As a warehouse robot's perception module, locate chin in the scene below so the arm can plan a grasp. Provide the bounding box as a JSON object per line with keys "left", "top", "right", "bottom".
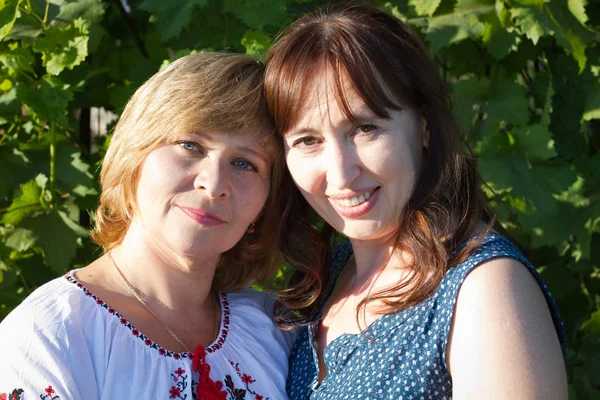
{"left": 164, "top": 233, "right": 234, "bottom": 258}
{"left": 340, "top": 222, "right": 396, "bottom": 242}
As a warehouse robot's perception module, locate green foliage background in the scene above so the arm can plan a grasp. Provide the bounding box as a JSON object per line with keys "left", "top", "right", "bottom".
{"left": 0, "top": 0, "right": 599, "bottom": 397}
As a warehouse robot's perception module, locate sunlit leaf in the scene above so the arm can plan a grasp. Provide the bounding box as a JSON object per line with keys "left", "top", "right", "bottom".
{"left": 0, "top": 178, "right": 44, "bottom": 225}
{"left": 32, "top": 18, "right": 89, "bottom": 76}
{"left": 241, "top": 30, "right": 270, "bottom": 61}
{"left": 0, "top": 0, "right": 21, "bottom": 41}
{"left": 409, "top": 0, "right": 441, "bottom": 17}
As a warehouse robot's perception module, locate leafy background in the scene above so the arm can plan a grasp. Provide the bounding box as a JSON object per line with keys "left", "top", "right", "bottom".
{"left": 0, "top": 0, "right": 598, "bottom": 397}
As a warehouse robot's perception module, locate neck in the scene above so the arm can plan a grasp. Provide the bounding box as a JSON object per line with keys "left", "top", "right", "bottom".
{"left": 347, "top": 232, "right": 407, "bottom": 291}
{"left": 111, "top": 220, "right": 220, "bottom": 313}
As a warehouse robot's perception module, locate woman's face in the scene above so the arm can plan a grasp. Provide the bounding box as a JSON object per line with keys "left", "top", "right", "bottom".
{"left": 134, "top": 131, "right": 271, "bottom": 257}
{"left": 283, "top": 71, "right": 429, "bottom": 243}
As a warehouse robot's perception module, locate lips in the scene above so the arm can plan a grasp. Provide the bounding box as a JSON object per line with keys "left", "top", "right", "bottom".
{"left": 177, "top": 206, "right": 225, "bottom": 227}
{"left": 328, "top": 187, "right": 380, "bottom": 218}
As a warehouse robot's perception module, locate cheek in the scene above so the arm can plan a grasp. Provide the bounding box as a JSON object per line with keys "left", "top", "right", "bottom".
{"left": 236, "top": 177, "right": 270, "bottom": 220}
{"left": 285, "top": 153, "right": 322, "bottom": 195}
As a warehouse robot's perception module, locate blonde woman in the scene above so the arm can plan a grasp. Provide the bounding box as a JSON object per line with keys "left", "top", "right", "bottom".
{"left": 0, "top": 53, "right": 293, "bottom": 399}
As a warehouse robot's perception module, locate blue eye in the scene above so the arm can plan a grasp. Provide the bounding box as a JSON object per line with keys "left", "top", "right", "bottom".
{"left": 178, "top": 141, "right": 201, "bottom": 152}
{"left": 233, "top": 159, "right": 257, "bottom": 172}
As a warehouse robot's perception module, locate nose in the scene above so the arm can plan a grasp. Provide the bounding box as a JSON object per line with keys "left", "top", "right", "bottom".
{"left": 324, "top": 139, "right": 360, "bottom": 189}
{"left": 193, "top": 158, "right": 230, "bottom": 199}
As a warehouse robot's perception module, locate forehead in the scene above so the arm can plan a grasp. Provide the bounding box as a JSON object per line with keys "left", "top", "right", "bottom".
{"left": 287, "top": 67, "right": 378, "bottom": 133}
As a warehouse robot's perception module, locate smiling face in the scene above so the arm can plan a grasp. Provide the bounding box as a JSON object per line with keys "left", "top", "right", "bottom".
{"left": 134, "top": 131, "right": 271, "bottom": 258}
{"left": 283, "top": 70, "right": 429, "bottom": 244}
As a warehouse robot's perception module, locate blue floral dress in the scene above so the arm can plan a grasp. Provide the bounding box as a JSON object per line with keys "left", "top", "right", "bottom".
{"left": 287, "top": 233, "right": 565, "bottom": 400}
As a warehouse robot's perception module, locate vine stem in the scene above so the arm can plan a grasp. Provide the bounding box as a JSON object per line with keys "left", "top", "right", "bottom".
{"left": 17, "top": 269, "right": 31, "bottom": 293}
{"left": 49, "top": 122, "right": 56, "bottom": 206}
{"left": 43, "top": 0, "right": 50, "bottom": 27}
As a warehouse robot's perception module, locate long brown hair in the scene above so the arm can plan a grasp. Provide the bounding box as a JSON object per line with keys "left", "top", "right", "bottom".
{"left": 265, "top": 3, "right": 493, "bottom": 325}
{"left": 92, "top": 52, "right": 286, "bottom": 291}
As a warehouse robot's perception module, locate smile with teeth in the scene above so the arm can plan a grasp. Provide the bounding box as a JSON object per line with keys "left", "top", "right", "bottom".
{"left": 331, "top": 189, "right": 376, "bottom": 208}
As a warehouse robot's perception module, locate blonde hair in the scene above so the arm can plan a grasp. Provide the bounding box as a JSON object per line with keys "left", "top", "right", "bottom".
{"left": 92, "top": 52, "right": 285, "bottom": 290}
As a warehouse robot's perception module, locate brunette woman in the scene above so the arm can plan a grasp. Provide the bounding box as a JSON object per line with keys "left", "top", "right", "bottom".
{"left": 265, "top": 4, "right": 567, "bottom": 399}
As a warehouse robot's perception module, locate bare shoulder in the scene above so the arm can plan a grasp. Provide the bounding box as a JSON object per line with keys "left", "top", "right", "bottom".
{"left": 447, "top": 257, "right": 567, "bottom": 399}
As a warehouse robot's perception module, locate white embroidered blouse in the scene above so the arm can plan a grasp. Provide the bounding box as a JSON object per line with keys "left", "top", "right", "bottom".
{"left": 0, "top": 272, "right": 295, "bottom": 400}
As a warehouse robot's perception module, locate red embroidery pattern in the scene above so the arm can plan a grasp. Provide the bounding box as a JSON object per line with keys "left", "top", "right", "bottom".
{"left": 0, "top": 386, "right": 60, "bottom": 400}
{"left": 226, "top": 361, "right": 269, "bottom": 400}
{"left": 64, "top": 274, "right": 231, "bottom": 358}
{"left": 40, "top": 385, "right": 60, "bottom": 399}
{"left": 0, "top": 389, "right": 23, "bottom": 400}
{"left": 168, "top": 367, "right": 189, "bottom": 399}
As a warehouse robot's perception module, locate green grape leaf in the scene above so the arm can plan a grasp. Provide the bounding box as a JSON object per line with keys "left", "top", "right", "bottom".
{"left": 1, "top": 177, "right": 45, "bottom": 225}
{"left": 518, "top": 197, "right": 588, "bottom": 251}
{"left": 496, "top": 0, "right": 512, "bottom": 27}
{"left": 423, "top": 12, "right": 485, "bottom": 53}
{"left": 223, "top": 0, "right": 288, "bottom": 30}
{"left": 455, "top": 0, "right": 494, "bottom": 14}
{"left": 549, "top": 53, "right": 587, "bottom": 158}
{"left": 0, "top": 45, "right": 34, "bottom": 73}
{"left": 5, "top": 227, "right": 37, "bottom": 251}
{"left": 482, "top": 78, "right": 529, "bottom": 137}
{"left": 0, "top": 0, "right": 21, "bottom": 41}
{"left": 16, "top": 77, "right": 74, "bottom": 127}
{"left": 17, "top": 252, "right": 57, "bottom": 287}
{"left": 0, "top": 86, "right": 20, "bottom": 115}
{"left": 138, "top": 0, "right": 207, "bottom": 41}
{"left": 511, "top": 124, "right": 557, "bottom": 162}
{"left": 480, "top": 145, "right": 575, "bottom": 215}
{"left": 0, "top": 147, "right": 35, "bottom": 201}
{"left": 481, "top": 18, "right": 519, "bottom": 60}
{"left": 55, "top": 0, "right": 104, "bottom": 25}
{"left": 4, "top": 12, "right": 42, "bottom": 40}
{"left": 539, "top": 259, "right": 578, "bottom": 300}
{"left": 582, "top": 310, "right": 600, "bottom": 338}
{"left": 19, "top": 210, "right": 85, "bottom": 274}
{"left": 558, "top": 25, "right": 588, "bottom": 73}
{"left": 241, "top": 30, "right": 270, "bottom": 61}
{"left": 54, "top": 144, "right": 95, "bottom": 197}
{"left": 409, "top": 0, "right": 441, "bottom": 16}
{"left": 568, "top": 0, "right": 589, "bottom": 26}
{"left": 452, "top": 77, "right": 490, "bottom": 135}
{"left": 33, "top": 18, "right": 89, "bottom": 76}
{"left": 583, "top": 81, "right": 600, "bottom": 121}
{"left": 510, "top": 5, "right": 554, "bottom": 45}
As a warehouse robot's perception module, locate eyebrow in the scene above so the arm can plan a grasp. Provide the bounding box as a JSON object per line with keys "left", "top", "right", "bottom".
{"left": 236, "top": 145, "right": 271, "bottom": 166}
{"left": 286, "top": 107, "right": 384, "bottom": 137}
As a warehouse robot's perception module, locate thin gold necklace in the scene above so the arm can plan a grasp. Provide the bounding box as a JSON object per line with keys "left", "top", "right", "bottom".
{"left": 108, "top": 251, "right": 217, "bottom": 354}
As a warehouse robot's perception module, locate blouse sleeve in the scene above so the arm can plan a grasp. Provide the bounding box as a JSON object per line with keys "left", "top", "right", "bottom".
{"left": 0, "top": 306, "right": 99, "bottom": 399}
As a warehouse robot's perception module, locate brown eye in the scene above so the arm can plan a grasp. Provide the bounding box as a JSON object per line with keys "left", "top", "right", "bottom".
{"left": 293, "top": 136, "right": 320, "bottom": 148}
{"left": 356, "top": 124, "right": 377, "bottom": 133}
